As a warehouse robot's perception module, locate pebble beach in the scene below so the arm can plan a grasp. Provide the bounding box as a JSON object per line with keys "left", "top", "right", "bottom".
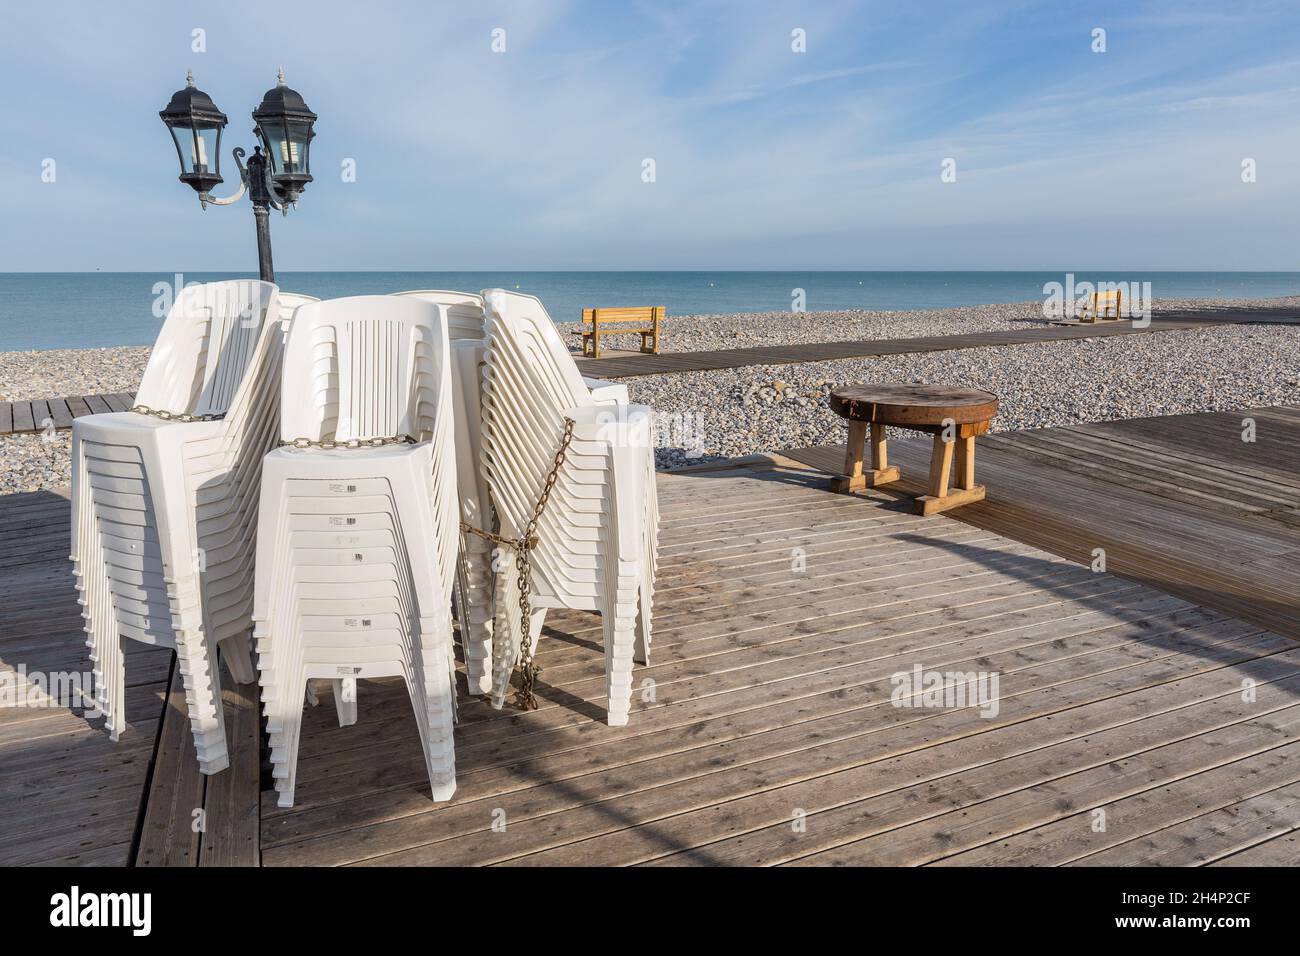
{"left": 3, "top": 297, "right": 1299, "bottom": 491}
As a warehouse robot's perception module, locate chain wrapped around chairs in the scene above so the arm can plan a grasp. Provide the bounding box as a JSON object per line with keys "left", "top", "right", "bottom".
{"left": 459, "top": 416, "right": 575, "bottom": 711}
{"left": 130, "top": 404, "right": 226, "bottom": 423}
{"left": 278, "top": 435, "right": 417, "bottom": 449}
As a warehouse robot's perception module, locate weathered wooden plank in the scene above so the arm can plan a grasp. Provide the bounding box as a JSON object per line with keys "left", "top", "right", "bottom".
{"left": 28, "top": 400, "right": 52, "bottom": 431}
{"left": 46, "top": 398, "right": 74, "bottom": 429}
{"left": 11, "top": 401, "right": 35, "bottom": 433}
{"left": 83, "top": 394, "right": 112, "bottom": 415}
{"left": 1069, "top": 772, "right": 1300, "bottom": 866}
{"left": 134, "top": 660, "right": 205, "bottom": 867}
{"left": 1209, "top": 830, "right": 1300, "bottom": 866}
{"left": 0, "top": 402, "right": 12, "bottom": 434}
{"left": 65, "top": 395, "right": 93, "bottom": 419}
{"left": 199, "top": 677, "right": 261, "bottom": 866}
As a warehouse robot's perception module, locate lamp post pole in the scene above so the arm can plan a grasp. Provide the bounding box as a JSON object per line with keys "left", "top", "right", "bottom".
{"left": 246, "top": 147, "right": 275, "bottom": 282}
{"left": 159, "top": 70, "right": 316, "bottom": 285}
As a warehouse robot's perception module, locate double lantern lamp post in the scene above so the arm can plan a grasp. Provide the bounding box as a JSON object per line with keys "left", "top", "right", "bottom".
{"left": 158, "top": 69, "right": 317, "bottom": 282}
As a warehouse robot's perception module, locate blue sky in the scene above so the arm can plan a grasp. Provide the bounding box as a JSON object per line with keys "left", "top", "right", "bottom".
{"left": 1, "top": 0, "right": 1298, "bottom": 271}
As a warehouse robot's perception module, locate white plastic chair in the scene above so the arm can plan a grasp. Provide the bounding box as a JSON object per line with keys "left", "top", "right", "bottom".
{"left": 253, "top": 295, "right": 461, "bottom": 807}
{"left": 71, "top": 279, "right": 282, "bottom": 773}
{"left": 392, "top": 289, "right": 632, "bottom": 697}
{"left": 393, "top": 290, "right": 495, "bottom": 694}
{"left": 479, "top": 288, "right": 658, "bottom": 725}
{"left": 277, "top": 292, "right": 321, "bottom": 335}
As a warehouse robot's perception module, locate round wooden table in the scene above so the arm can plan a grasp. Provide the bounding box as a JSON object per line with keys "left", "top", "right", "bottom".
{"left": 828, "top": 384, "right": 998, "bottom": 515}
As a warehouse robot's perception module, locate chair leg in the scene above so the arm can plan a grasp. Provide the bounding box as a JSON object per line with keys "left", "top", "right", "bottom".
{"left": 96, "top": 632, "right": 127, "bottom": 741}
{"left": 333, "top": 677, "right": 357, "bottom": 727}
{"left": 173, "top": 628, "right": 229, "bottom": 774}
{"left": 603, "top": 565, "right": 639, "bottom": 727}
{"left": 528, "top": 607, "right": 547, "bottom": 654}
{"left": 269, "top": 675, "right": 305, "bottom": 808}
{"left": 413, "top": 628, "right": 457, "bottom": 802}
{"left": 634, "top": 571, "right": 652, "bottom": 666}
{"left": 488, "top": 565, "right": 522, "bottom": 711}
{"left": 455, "top": 539, "right": 494, "bottom": 695}
{"left": 219, "top": 630, "right": 256, "bottom": 685}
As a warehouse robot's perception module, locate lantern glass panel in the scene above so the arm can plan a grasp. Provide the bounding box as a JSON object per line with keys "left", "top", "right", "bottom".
{"left": 282, "top": 121, "right": 312, "bottom": 174}
{"left": 192, "top": 125, "right": 220, "bottom": 174}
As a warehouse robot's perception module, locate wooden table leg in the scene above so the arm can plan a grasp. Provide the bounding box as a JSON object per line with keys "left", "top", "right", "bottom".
{"left": 870, "top": 423, "right": 887, "bottom": 471}
{"left": 955, "top": 434, "right": 975, "bottom": 490}
{"left": 832, "top": 421, "right": 900, "bottom": 492}
{"left": 916, "top": 428, "right": 987, "bottom": 516}
{"left": 833, "top": 421, "right": 868, "bottom": 491}
{"left": 927, "top": 434, "right": 954, "bottom": 499}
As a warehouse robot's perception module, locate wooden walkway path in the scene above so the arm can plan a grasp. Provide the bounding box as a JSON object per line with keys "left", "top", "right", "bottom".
{"left": 4, "top": 307, "right": 1297, "bottom": 434}
{"left": 0, "top": 392, "right": 134, "bottom": 436}
{"left": 576, "top": 308, "right": 1300, "bottom": 378}
{"left": 4, "top": 433, "right": 1298, "bottom": 865}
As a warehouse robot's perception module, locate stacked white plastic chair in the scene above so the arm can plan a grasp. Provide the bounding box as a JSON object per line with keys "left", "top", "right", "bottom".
{"left": 393, "top": 290, "right": 495, "bottom": 694}
{"left": 479, "top": 288, "right": 659, "bottom": 725}
{"left": 277, "top": 291, "right": 321, "bottom": 334}
{"left": 252, "top": 295, "right": 461, "bottom": 807}
{"left": 393, "top": 289, "right": 636, "bottom": 699}
{"left": 71, "top": 279, "right": 283, "bottom": 773}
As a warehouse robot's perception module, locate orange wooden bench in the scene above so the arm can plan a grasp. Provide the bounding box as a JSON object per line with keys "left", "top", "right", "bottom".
{"left": 577, "top": 306, "right": 664, "bottom": 358}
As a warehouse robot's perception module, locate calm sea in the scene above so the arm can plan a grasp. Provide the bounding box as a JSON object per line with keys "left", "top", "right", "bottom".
{"left": 1, "top": 271, "right": 1296, "bottom": 352}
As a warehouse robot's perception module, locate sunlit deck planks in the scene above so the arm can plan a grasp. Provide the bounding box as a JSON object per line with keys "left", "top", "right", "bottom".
{"left": 0, "top": 487, "right": 170, "bottom": 866}
{"left": 258, "top": 463, "right": 1300, "bottom": 866}
{"left": 3, "top": 427, "right": 1298, "bottom": 865}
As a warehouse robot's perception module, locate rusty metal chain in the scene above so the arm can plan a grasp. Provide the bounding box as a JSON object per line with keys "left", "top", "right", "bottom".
{"left": 130, "top": 404, "right": 226, "bottom": 423}
{"left": 278, "top": 435, "right": 416, "bottom": 449}
{"left": 461, "top": 416, "right": 575, "bottom": 710}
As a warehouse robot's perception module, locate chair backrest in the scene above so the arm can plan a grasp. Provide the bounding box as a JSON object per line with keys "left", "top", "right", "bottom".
{"left": 393, "top": 290, "right": 486, "bottom": 340}
{"left": 482, "top": 288, "right": 592, "bottom": 418}
{"left": 480, "top": 289, "right": 598, "bottom": 538}
{"left": 135, "top": 279, "right": 280, "bottom": 418}
{"left": 280, "top": 295, "right": 451, "bottom": 444}
{"left": 278, "top": 291, "right": 321, "bottom": 324}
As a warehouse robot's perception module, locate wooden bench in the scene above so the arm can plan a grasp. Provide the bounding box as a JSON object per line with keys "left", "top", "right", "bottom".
{"left": 1078, "top": 289, "right": 1123, "bottom": 322}
{"left": 577, "top": 306, "right": 664, "bottom": 358}
{"left": 828, "top": 384, "right": 999, "bottom": 516}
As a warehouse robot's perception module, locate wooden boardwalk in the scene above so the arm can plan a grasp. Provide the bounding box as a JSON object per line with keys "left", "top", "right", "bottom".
{"left": 577, "top": 307, "right": 1300, "bottom": 379}
{"left": 4, "top": 426, "right": 1298, "bottom": 865}
{"left": 0, "top": 393, "right": 134, "bottom": 436}
{"left": 0, "top": 487, "right": 171, "bottom": 865}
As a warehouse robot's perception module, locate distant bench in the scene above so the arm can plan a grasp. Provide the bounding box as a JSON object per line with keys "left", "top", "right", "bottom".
{"left": 577, "top": 306, "right": 664, "bottom": 359}
{"left": 1078, "top": 289, "right": 1123, "bottom": 322}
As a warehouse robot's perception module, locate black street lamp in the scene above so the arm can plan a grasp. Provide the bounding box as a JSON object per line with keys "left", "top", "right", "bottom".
{"left": 160, "top": 69, "right": 317, "bottom": 283}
